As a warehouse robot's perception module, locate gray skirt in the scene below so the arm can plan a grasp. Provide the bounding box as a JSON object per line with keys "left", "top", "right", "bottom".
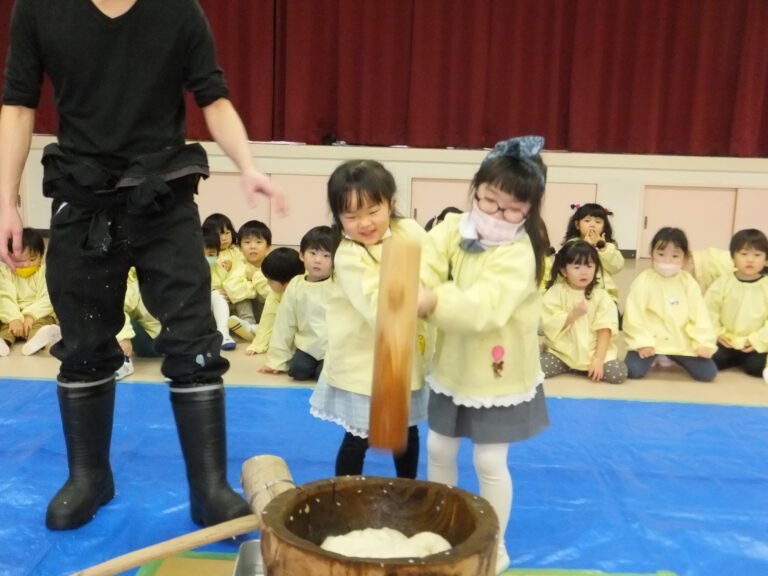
{"left": 428, "top": 385, "right": 549, "bottom": 444}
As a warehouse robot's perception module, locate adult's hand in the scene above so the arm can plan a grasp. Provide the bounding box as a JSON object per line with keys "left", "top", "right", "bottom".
{"left": 241, "top": 167, "right": 288, "bottom": 216}
{"left": 0, "top": 206, "right": 24, "bottom": 269}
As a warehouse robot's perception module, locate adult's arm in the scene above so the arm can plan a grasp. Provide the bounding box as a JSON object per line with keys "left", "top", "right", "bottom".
{"left": 201, "top": 98, "right": 287, "bottom": 215}
{"left": 0, "top": 105, "right": 35, "bottom": 268}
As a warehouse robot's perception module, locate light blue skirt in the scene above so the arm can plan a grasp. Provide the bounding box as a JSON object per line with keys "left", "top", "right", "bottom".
{"left": 309, "top": 376, "right": 429, "bottom": 438}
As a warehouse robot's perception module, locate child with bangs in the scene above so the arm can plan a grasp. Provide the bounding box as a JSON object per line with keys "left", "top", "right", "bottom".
{"left": 309, "top": 159, "right": 429, "bottom": 481}
{"left": 418, "top": 136, "right": 551, "bottom": 574}
{"left": 540, "top": 240, "right": 626, "bottom": 384}
{"left": 202, "top": 213, "right": 241, "bottom": 271}
{"left": 224, "top": 219, "right": 272, "bottom": 340}
{"left": 563, "top": 203, "right": 623, "bottom": 302}
{"left": 705, "top": 229, "right": 768, "bottom": 381}
{"left": 623, "top": 227, "right": 718, "bottom": 381}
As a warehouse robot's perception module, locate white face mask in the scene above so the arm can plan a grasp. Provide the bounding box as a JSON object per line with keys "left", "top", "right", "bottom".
{"left": 653, "top": 262, "right": 682, "bottom": 277}
{"left": 470, "top": 201, "right": 526, "bottom": 245}
{"left": 205, "top": 255, "right": 218, "bottom": 267}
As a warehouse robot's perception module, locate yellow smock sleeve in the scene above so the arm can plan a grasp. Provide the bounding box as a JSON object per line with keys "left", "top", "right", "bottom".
{"left": 248, "top": 290, "right": 282, "bottom": 354}
{"left": 684, "top": 276, "right": 717, "bottom": 352}
{"left": 265, "top": 281, "right": 299, "bottom": 371}
{"left": 598, "top": 242, "right": 624, "bottom": 275}
{"left": 622, "top": 274, "right": 655, "bottom": 350}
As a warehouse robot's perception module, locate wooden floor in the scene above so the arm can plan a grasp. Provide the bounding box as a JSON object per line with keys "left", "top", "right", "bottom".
{"left": 3, "top": 259, "right": 767, "bottom": 407}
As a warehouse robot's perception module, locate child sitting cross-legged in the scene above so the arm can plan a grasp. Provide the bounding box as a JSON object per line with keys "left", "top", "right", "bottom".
{"left": 245, "top": 247, "right": 305, "bottom": 356}
{"left": 259, "top": 226, "right": 335, "bottom": 380}
{"left": 0, "top": 228, "right": 61, "bottom": 356}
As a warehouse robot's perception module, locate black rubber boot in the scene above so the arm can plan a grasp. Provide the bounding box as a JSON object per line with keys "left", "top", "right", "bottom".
{"left": 46, "top": 379, "right": 116, "bottom": 530}
{"left": 171, "top": 386, "right": 250, "bottom": 526}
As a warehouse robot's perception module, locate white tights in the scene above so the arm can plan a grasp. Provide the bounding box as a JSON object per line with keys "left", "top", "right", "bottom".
{"left": 427, "top": 430, "right": 512, "bottom": 571}
{"left": 211, "top": 290, "right": 231, "bottom": 340}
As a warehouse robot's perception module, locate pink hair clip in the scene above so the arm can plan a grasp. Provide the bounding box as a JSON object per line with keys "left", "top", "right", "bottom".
{"left": 570, "top": 203, "right": 581, "bottom": 210}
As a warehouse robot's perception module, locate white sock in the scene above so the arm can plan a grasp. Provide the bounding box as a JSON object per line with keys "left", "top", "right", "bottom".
{"left": 763, "top": 367, "right": 768, "bottom": 384}
{"left": 427, "top": 430, "right": 460, "bottom": 486}
{"left": 22, "top": 325, "right": 62, "bottom": 356}
{"left": 0, "top": 338, "right": 9, "bottom": 357}
{"left": 211, "top": 291, "right": 231, "bottom": 341}
{"left": 473, "top": 443, "right": 513, "bottom": 574}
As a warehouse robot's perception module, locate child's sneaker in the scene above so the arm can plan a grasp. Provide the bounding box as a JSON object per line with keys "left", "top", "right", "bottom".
{"left": 221, "top": 336, "right": 237, "bottom": 351}
{"left": 22, "top": 325, "right": 62, "bottom": 356}
{"left": 0, "top": 338, "right": 9, "bottom": 357}
{"left": 228, "top": 315, "right": 254, "bottom": 340}
{"left": 115, "top": 357, "right": 134, "bottom": 381}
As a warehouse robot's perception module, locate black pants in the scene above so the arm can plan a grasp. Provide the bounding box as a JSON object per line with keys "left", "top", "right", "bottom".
{"left": 288, "top": 349, "right": 323, "bottom": 381}
{"left": 335, "top": 425, "right": 420, "bottom": 479}
{"left": 46, "top": 177, "right": 228, "bottom": 383}
{"left": 712, "top": 345, "right": 767, "bottom": 377}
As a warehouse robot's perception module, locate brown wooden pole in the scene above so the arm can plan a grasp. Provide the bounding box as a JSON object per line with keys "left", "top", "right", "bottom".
{"left": 368, "top": 235, "right": 422, "bottom": 452}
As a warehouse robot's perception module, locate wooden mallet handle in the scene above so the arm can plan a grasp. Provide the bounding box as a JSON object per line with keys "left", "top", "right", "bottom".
{"left": 72, "top": 455, "right": 294, "bottom": 576}
{"left": 369, "top": 234, "right": 422, "bottom": 452}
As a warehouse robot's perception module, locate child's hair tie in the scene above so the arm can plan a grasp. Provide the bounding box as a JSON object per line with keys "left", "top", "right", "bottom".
{"left": 482, "top": 135, "right": 546, "bottom": 186}
{"left": 570, "top": 203, "right": 581, "bottom": 211}
{"left": 604, "top": 207, "right": 614, "bottom": 216}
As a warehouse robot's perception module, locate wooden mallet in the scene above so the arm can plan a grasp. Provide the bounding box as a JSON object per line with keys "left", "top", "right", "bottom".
{"left": 368, "top": 233, "right": 422, "bottom": 452}
{"left": 72, "top": 455, "right": 294, "bottom": 576}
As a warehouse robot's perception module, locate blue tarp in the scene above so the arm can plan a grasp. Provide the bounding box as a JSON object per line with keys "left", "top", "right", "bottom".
{"left": 0, "top": 379, "right": 766, "bottom": 576}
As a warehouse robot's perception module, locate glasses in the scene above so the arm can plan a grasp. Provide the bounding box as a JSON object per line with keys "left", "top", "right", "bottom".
{"left": 474, "top": 192, "right": 528, "bottom": 223}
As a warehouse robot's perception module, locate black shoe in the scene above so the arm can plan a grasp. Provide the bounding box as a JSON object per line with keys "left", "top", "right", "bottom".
{"left": 171, "top": 386, "right": 250, "bottom": 526}
{"left": 46, "top": 379, "right": 116, "bottom": 530}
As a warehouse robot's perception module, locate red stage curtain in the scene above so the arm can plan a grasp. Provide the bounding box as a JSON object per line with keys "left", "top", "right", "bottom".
{"left": 275, "top": 0, "right": 414, "bottom": 145}
{"left": 1, "top": 0, "right": 767, "bottom": 156}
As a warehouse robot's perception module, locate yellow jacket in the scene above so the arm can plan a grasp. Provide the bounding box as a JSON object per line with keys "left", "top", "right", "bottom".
{"left": 224, "top": 259, "right": 269, "bottom": 303}
{"left": 623, "top": 269, "right": 717, "bottom": 355}
{"left": 321, "top": 219, "right": 427, "bottom": 396}
{"left": 218, "top": 246, "right": 243, "bottom": 269}
{"left": 421, "top": 214, "right": 541, "bottom": 397}
{"left": 692, "top": 248, "right": 734, "bottom": 293}
{"left": 266, "top": 275, "right": 334, "bottom": 371}
{"left": 247, "top": 289, "right": 282, "bottom": 354}
{"left": 705, "top": 274, "right": 768, "bottom": 353}
{"left": 598, "top": 242, "right": 623, "bottom": 300}
{"left": 116, "top": 268, "right": 161, "bottom": 342}
{"left": 542, "top": 283, "right": 619, "bottom": 370}
{"left": 0, "top": 264, "right": 54, "bottom": 322}
{"left": 210, "top": 262, "right": 228, "bottom": 292}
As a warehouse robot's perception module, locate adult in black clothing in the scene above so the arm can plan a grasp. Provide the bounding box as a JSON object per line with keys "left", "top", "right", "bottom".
{"left": 0, "top": 0, "right": 286, "bottom": 530}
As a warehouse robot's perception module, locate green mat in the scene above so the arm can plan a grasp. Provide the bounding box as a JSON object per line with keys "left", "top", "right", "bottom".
{"left": 136, "top": 551, "right": 677, "bottom": 576}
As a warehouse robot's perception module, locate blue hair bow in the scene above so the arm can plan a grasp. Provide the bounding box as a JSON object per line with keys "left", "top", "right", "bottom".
{"left": 482, "top": 135, "right": 546, "bottom": 186}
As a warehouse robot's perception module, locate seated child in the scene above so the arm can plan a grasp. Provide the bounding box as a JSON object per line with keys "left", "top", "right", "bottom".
{"left": 203, "top": 226, "right": 236, "bottom": 350}
{"left": 224, "top": 220, "right": 272, "bottom": 339}
{"left": 202, "top": 213, "right": 242, "bottom": 272}
{"left": 684, "top": 247, "right": 736, "bottom": 293}
{"left": 705, "top": 229, "right": 768, "bottom": 378}
{"left": 563, "top": 203, "right": 623, "bottom": 302}
{"left": 260, "top": 226, "right": 335, "bottom": 380}
{"left": 623, "top": 227, "right": 718, "bottom": 382}
{"left": 0, "top": 228, "right": 60, "bottom": 356}
{"left": 540, "top": 240, "right": 627, "bottom": 384}
{"left": 245, "top": 248, "right": 305, "bottom": 356}
{"left": 115, "top": 267, "right": 162, "bottom": 380}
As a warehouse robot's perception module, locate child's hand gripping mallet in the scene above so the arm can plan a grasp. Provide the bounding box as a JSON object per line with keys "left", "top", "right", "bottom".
{"left": 72, "top": 455, "right": 294, "bottom": 576}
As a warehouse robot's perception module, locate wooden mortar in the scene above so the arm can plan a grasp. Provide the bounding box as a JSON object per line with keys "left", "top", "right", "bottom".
{"left": 259, "top": 476, "right": 498, "bottom": 575}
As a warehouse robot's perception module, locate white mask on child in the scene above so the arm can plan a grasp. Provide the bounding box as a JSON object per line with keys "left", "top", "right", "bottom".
{"left": 205, "top": 255, "right": 218, "bottom": 267}
{"left": 469, "top": 200, "right": 526, "bottom": 245}
{"left": 653, "top": 262, "right": 682, "bottom": 277}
